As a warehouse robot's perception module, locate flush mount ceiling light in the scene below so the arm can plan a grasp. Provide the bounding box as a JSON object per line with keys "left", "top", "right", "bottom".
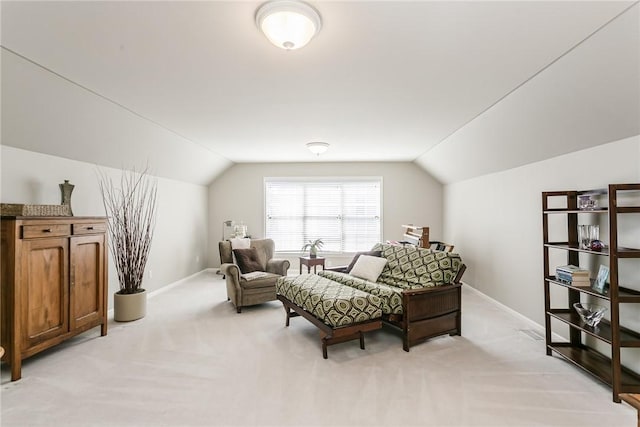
{"left": 306, "top": 142, "right": 329, "bottom": 155}
{"left": 256, "top": 1, "right": 322, "bottom": 50}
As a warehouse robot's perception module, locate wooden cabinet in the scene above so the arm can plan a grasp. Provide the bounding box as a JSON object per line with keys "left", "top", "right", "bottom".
{"left": 1, "top": 216, "right": 108, "bottom": 381}
{"left": 542, "top": 184, "right": 640, "bottom": 402}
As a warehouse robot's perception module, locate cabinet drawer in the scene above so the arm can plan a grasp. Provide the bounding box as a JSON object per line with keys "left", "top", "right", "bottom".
{"left": 22, "top": 224, "right": 70, "bottom": 239}
{"left": 73, "top": 223, "right": 107, "bottom": 235}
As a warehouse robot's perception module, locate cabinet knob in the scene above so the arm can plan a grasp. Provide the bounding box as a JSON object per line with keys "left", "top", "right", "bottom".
{"left": 43, "top": 229, "right": 52, "bottom": 233}
{"left": 87, "top": 227, "right": 94, "bottom": 230}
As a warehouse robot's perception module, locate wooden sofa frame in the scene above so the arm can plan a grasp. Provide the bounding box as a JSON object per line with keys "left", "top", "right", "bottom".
{"left": 321, "top": 264, "right": 467, "bottom": 351}
{"left": 391, "top": 264, "right": 466, "bottom": 351}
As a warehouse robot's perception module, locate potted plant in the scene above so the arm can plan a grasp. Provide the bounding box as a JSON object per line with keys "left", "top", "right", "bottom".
{"left": 98, "top": 166, "right": 157, "bottom": 322}
{"left": 302, "top": 238, "right": 324, "bottom": 258}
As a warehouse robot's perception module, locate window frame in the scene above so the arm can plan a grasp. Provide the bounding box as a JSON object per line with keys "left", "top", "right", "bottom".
{"left": 263, "top": 176, "right": 384, "bottom": 255}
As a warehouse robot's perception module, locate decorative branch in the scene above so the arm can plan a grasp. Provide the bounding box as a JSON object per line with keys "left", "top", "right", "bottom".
{"left": 98, "top": 166, "right": 157, "bottom": 294}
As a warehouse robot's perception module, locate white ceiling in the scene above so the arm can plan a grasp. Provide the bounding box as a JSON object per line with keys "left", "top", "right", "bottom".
{"left": 2, "top": 1, "right": 639, "bottom": 185}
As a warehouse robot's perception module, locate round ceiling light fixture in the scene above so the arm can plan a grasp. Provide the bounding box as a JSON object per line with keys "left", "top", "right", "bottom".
{"left": 256, "top": 1, "right": 322, "bottom": 50}
{"left": 306, "top": 141, "right": 330, "bottom": 155}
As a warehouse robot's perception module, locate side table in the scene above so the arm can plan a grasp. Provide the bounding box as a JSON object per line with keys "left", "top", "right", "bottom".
{"left": 300, "top": 256, "right": 325, "bottom": 274}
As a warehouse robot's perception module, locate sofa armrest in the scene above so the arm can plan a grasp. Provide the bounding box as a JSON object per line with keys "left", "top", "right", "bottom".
{"left": 402, "top": 282, "right": 462, "bottom": 297}
{"left": 324, "top": 265, "right": 348, "bottom": 273}
{"left": 266, "top": 258, "right": 290, "bottom": 276}
{"left": 453, "top": 264, "right": 466, "bottom": 284}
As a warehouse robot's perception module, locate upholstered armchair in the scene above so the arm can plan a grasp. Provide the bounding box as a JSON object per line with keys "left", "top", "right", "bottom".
{"left": 219, "top": 238, "right": 290, "bottom": 313}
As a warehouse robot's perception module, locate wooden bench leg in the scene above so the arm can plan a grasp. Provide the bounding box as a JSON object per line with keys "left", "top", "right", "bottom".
{"left": 282, "top": 303, "right": 299, "bottom": 327}
{"left": 277, "top": 295, "right": 381, "bottom": 359}
{"left": 284, "top": 304, "right": 291, "bottom": 327}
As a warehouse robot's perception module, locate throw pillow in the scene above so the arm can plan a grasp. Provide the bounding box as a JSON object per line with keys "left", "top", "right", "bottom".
{"left": 346, "top": 250, "right": 383, "bottom": 273}
{"left": 233, "top": 248, "right": 263, "bottom": 274}
{"left": 229, "top": 238, "right": 251, "bottom": 263}
{"left": 230, "top": 237, "right": 251, "bottom": 250}
{"left": 349, "top": 254, "right": 388, "bottom": 282}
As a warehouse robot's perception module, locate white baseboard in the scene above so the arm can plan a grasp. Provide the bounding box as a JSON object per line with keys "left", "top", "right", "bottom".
{"left": 107, "top": 269, "right": 215, "bottom": 319}
{"left": 463, "top": 282, "right": 566, "bottom": 342}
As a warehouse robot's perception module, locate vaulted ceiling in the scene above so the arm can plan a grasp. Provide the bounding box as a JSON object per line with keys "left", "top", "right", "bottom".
{"left": 2, "top": 1, "right": 639, "bottom": 185}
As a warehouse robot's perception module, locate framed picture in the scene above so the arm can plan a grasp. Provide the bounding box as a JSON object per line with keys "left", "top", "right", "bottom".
{"left": 592, "top": 265, "right": 609, "bottom": 294}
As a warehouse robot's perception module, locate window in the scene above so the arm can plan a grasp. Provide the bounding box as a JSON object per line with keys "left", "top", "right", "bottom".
{"left": 265, "top": 177, "right": 382, "bottom": 253}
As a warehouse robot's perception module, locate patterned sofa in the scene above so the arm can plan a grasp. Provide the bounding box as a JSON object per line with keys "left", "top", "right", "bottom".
{"left": 277, "top": 243, "right": 466, "bottom": 352}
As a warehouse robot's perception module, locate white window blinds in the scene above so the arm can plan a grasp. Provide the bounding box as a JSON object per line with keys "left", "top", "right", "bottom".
{"left": 265, "top": 178, "right": 382, "bottom": 252}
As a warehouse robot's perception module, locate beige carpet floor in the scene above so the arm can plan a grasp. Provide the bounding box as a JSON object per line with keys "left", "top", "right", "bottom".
{"left": 1, "top": 270, "right": 635, "bottom": 426}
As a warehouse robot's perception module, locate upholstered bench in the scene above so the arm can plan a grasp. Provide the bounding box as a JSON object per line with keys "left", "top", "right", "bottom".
{"left": 276, "top": 274, "right": 383, "bottom": 358}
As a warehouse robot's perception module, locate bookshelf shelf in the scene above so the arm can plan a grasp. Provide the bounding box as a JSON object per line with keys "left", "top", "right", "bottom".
{"left": 548, "top": 344, "right": 640, "bottom": 391}
{"left": 542, "top": 184, "right": 640, "bottom": 403}
{"left": 544, "top": 208, "right": 608, "bottom": 214}
{"left": 548, "top": 309, "right": 640, "bottom": 346}
{"left": 544, "top": 277, "right": 640, "bottom": 302}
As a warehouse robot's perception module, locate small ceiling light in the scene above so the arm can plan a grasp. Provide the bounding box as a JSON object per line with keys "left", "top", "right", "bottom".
{"left": 306, "top": 142, "right": 329, "bottom": 155}
{"left": 256, "top": 1, "right": 322, "bottom": 50}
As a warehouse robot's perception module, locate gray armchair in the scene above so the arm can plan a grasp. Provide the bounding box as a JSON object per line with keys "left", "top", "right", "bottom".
{"left": 219, "top": 238, "right": 290, "bottom": 313}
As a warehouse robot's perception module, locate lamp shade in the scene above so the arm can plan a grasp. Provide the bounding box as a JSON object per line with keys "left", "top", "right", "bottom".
{"left": 256, "top": 1, "right": 322, "bottom": 50}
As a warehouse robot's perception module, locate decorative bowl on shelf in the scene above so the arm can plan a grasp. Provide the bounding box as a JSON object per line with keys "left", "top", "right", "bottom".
{"left": 573, "top": 302, "right": 607, "bottom": 327}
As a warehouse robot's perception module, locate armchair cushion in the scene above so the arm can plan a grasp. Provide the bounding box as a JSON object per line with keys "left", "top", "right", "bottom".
{"left": 240, "top": 272, "right": 281, "bottom": 289}
{"left": 233, "top": 248, "right": 264, "bottom": 273}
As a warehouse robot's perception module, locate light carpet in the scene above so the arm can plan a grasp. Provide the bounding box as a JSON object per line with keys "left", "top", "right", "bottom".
{"left": 1, "top": 270, "right": 635, "bottom": 426}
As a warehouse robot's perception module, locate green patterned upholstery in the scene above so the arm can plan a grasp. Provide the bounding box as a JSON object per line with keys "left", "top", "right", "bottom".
{"left": 317, "top": 244, "right": 463, "bottom": 315}
{"left": 277, "top": 244, "right": 462, "bottom": 320}
{"left": 371, "top": 243, "right": 463, "bottom": 289}
{"left": 318, "top": 270, "right": 403, "bottom": 315}
{"left": 276, "top": 274, "right": 383, "bottom": 327}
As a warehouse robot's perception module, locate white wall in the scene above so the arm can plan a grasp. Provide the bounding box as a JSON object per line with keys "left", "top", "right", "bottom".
{"left": 443, "top": 135, "right": 640, "bottom": 366}
{"left": 1, "top": 146, "right": 209, "bottom": 308}
{"left": 208, "top": 162, "right": 442, "bottom": 268}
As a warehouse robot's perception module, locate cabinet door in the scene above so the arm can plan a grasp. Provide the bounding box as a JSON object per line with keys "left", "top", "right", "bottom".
{"left": 20, "top": 237, "right": 69, "bottom": 350}
{"left": 70, "top": 235, "right": 105, "bottom": 330}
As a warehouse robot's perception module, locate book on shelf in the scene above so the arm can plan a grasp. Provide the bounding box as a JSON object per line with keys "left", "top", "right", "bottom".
{"left": 556, "top": 265, "right": 589, "bottom": 277}
{"left": 555, "top": 271, "right": 590, "bottom": 280}
{"left": 555, "top": 275, "right": 590, "bottom": 285}
{"left": 555, "top": 265, "right": 590, "bottom": 285}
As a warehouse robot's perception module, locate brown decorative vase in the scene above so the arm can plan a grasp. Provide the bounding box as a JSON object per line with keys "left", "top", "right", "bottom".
{"left": 114, "top": 290, "right": 147, "bottom": 322}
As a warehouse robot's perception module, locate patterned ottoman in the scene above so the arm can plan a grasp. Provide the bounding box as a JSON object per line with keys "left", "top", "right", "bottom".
{"left": 276, "top": 274, "right": 383, "bottom": 358}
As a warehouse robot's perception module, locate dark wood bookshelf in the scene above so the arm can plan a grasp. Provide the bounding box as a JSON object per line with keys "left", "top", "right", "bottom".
{"left": 542, "top": 184, "right": 640, "bottom": 403}
{"left": 548, "top": 344, "right": 640, "bottom": 391}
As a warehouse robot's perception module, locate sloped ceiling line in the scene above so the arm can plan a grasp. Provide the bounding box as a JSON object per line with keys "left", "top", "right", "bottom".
{"left": 1, "top": 45, "right": 230, "bottom": 164}
{"left": 415, "top": 0, "right": 640, "bottom": 162}
{"left": 416, "top": 1, "right": 640, "bottom": 184}
{"left": 2, "top": 47, "right": 233, "bottom": 185}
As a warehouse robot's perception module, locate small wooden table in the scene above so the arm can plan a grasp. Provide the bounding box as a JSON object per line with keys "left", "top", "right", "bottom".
{"left": 299, "top": 256, "right": 325, "bottom": 274}
{"left": 620, "top": 394, "right": 640, "bottom": 427}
